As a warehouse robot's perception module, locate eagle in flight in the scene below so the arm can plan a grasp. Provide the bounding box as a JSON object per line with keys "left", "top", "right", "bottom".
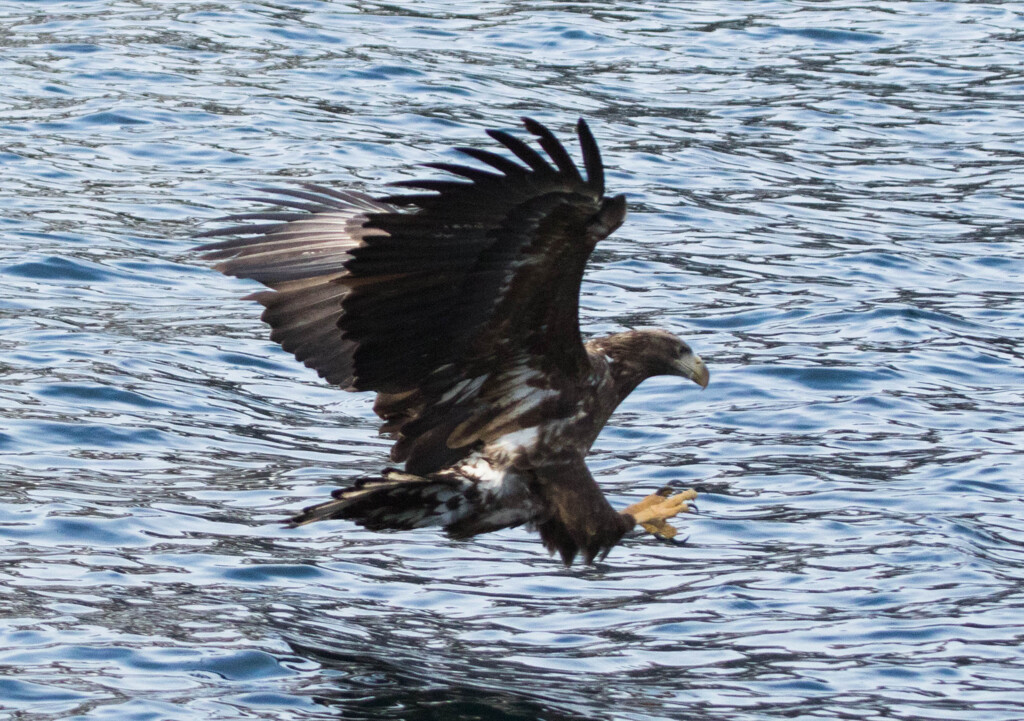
{"left": 197, "top": 118, "right": 709, "bottom": 565}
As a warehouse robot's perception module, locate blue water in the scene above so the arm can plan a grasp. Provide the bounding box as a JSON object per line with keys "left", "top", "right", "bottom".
{"left": 2, "top": 1, "right": 1023, "bottom": 719}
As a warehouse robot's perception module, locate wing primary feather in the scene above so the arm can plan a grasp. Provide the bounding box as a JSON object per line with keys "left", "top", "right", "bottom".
{"left": 576, "top": 117, "right": 604, "bottom": 194}
{"left": 195, "top": 222, "right": 295, "bottom": 243}
{"left": 485, "top": 128, "right": 554, "bottom": 175}
{"left": 236, "top": 197, "right": 327, "bottom": 213}
{"left": 250, "top": 187, "right": 349, "bottom": 206}
{"left": 454, "top": 147, "right": 526, "bottom": 176}
{"left": 376, "top": 192, "right": 448, "bottom": 207}
{"left": 298, "top": 184, "right": 391, "bottom": 210}
{"left": 422, "top": 162, "right": 503, "bottom": 184}
{"left": 215, "top": 211, "right": 309, "bottom": 223}
{"left": 521, "top": 117, "right": 583, "bottom": 183}
{"left": 389, "top": 179, "right": 473, "bottom": 193}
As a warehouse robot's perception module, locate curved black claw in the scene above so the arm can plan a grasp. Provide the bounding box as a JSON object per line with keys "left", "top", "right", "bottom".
{"left": 658, "top": 533, "right": 690, "bottom": 547}
{"left": 655, "top": 485, "right": 700, "bottom": 514}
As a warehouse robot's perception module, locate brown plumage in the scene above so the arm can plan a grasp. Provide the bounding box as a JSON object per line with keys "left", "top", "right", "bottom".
{"left": 197, "top": 118, "right": 709, "bottom": 565}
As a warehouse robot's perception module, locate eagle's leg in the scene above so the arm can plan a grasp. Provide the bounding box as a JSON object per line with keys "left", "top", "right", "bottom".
{"left": 623, "top": 487, "right": 698, "bottom": 540}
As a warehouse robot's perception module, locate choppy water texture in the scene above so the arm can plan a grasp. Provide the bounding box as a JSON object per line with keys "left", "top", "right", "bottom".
{"left": 2, "top": 1, "right": 1023, "bottom": 719}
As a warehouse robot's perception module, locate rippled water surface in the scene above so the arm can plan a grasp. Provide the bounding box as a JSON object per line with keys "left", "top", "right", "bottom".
{"left": 3, "top": 1, "right": 1023, "bottom": 719}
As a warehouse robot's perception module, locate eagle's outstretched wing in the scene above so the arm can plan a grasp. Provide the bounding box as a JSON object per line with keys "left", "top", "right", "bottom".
{"left": 197, "top": 118, "right": 625, "bottom": 474}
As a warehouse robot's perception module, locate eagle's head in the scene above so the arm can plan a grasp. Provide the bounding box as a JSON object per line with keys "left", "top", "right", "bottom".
{"left": 593, "top": 329, "right": 709, "bottom": 392}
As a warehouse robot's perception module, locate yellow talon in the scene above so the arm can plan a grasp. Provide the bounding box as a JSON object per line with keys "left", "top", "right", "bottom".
{"left": 623, "top": 488, "right": 697, "bottom": 539}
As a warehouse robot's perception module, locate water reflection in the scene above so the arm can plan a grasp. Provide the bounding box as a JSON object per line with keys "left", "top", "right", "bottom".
{"left": 2, "top": 0, "right": 1023, "bottom": 719}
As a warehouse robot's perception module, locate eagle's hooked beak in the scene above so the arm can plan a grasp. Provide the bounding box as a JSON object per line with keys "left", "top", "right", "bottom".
{"left": 675, "top": 352, "right": 709, "bottom": 389}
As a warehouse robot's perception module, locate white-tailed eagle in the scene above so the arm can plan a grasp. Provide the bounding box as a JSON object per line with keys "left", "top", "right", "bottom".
{"left": 197, "top": 118, "right": 709, "bottom": 565}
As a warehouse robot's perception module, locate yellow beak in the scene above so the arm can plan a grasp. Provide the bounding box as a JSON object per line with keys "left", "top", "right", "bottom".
{"left": 675, "top": 353, "right": 709, "bottom": 389}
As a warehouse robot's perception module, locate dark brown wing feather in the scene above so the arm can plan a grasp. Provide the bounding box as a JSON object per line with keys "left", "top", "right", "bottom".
{"left": 196, "top": 185, "right": 391, "bottom": 388}
{"left": 197, "top": 119, "right": 624, "bottom": 474}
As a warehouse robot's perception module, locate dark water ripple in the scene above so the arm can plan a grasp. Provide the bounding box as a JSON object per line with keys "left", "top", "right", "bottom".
{"left": 2, "top": 1, "right": 1023, "bottom": 719}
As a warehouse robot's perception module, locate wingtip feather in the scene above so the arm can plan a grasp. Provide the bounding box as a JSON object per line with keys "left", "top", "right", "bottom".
{"left": 520, "top": 117, "right": 584, "bottom": 183}
{"left": 575, "top": 117, "right": 604, "bottom": 195}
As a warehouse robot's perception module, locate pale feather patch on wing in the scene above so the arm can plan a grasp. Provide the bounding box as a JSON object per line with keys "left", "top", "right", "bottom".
{"left": 438, "top": 375, "right": 486, "bottom": 404}
{"left": 446, "top": 364, "right": 559, "bottom": 448}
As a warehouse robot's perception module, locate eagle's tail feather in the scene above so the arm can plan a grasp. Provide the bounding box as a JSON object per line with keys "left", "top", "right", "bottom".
{"left": 287, "top": 470, "right": 470, "bottom": 531}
